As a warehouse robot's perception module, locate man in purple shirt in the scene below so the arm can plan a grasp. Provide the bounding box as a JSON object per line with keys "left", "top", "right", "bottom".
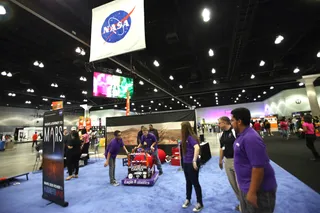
{"left": 231, "top": 108, "right": 277, "bottom": 213}
{"left": 104, "top": 130, "right": 129, "bottom": 186}
{"left": 133, "top": 127, "right": 163, "bottom": 175}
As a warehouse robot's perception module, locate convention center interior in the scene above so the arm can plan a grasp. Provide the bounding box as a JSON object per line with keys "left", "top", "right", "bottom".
{"left": 1, "top": 0, "right": 320, "bottom": 212}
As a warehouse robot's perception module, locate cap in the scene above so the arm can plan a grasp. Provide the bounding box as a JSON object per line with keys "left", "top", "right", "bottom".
{"left": 71, "top": 127, "right": 77, "bottom": 131}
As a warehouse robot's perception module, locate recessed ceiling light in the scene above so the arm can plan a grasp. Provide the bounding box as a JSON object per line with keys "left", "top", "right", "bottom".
{"left": 299, "top": 82, "right": 304, "bottom": 86}
{"left": 263, "top": 91, "right": 267, "bottom": 94}
{"left": 159, "top": 103, "right": 161, "bottom": 106}
{"left": 317, "top": 51, "right": 320, "bottom": 58}
{"left": 215, "top": 97, "right": 218, "bottom": 100}
{"left": 83, "top": 99, "right": 87, "bottom": 102}
{"left": 211, "top": 68, "right": 216, "bottom": 74}
{"left": 154, "top": 88, "right": 158, "bottom": 92}
{"left": 141, "top": 110, "right": 144, "bottom": 112}
{"left": 213, "top": 80, "right": 217, "bottom": 84}
{"left": 153, "top": 60, "right": 160, "bottom": 67}
{"left": 155, "top": 108, "right": 158, "bottom": 111}
{"left": 259, "top": 60, "right": 265, "bottom": 67}
{"left": 250, "top": 74, "right": 255, "bottom": 79}
{"left": 169, "top": 75, "right": 174, "bottom": 80}
{"left": 133, "top": 108, "right": 136, "bottom": 111}
{"left": 75, "top": 47, "right": 81, "bottom": 53}
{"left": 254, "top": 98, "right": 256, "bottom": 101}
{"left": 234, "top": 101, "right": 237, "bottom": 103}
{"left": 80, "top": 50, "right": 86, "bottom": 56}
{"left": 182, "top": 103, "right": 184, "bottom": 106}
{"left": 141, "top": 105, "right": 144, "bottom": 108}
{"left": 132, "top": 103, "right": 135, "bottom": 106}
{"left": 257, "top": 95, "right": 261, "bottom": 98}
{"left": 114, "top": 104, "right": 118, "bottom": 107}
{"left": 238, "top": 94, "right": 241, "bottom": 97}
{"left": 165, "top": 105, "right": 167, "bottom": 108}
{"left": 60, "top": 95, "right": 65, "bottom": 98}
{"left": 215, "top": 93, "right": 218, "bottom": 96}
{"left": 242, "top": 89, "right": 245, "bottom": 93}
{"left": 236, "top": 98, "right": 239, "bottom": 100}
{"left": 1, "top": 71, "right": 6, "bottom": 76}
{"left": 171, "top": 98, "right": 174, "bottom": 101}
{"left": 208, "top": 48, "right": 214, "bottom": 57}
{"left": 199, "top": 104, "right": 201, "bottom": 107}
{"left": 194, "top": 99, "right": 196, "bottom": 102}
{"left": 190, "top": 96, "right": 193, "bottom": 99}
{"left": 100, "top": 106, "right": 103, "bottom": 109}
{"left": 202, "top": 8, "right": 211, "bottom": 22}
{"left": 179, "top": 85, "right": 183, "bottom": 89}
{"left": 170, "top": 107, "right": 172, "bottom": 109}
{"left": 33, "top": 61, "right": 39, "bottom": 66}
{"left": 293, "top": 67, "right": 300, "bottom": 73}
{"left": 39, "top": 63, "right": 44, "bottom": 68}
{"left": 149, "top": 107, "right": 151, "bottom": 109}
{"left": 7, "top": 72, "right": 12, "bottom": 77}
{"left": 177, "top": 101, "right": 180, "bottom": 104}
{"left": 270, "top": 86, "right": 274, "bottom": 90}
{"left": 139, "top": 80, "right": 144, "bottom": 85}
{"left": 67, "top": 102, "right": 71, "bottom": 105}
{"left": 42, "top": 98, "right": 48, "bottom": 101}
{"left": 0, "top": 5, "right": 6, "bottom": 15}
{"left": 116, "top": 68, "right": 122, "bottom": 74}
{"left": 275, "top": 35, "right": 284, "bottom": 44}
{"left": 150, "top": 100, "right": 154, "bottom": 103}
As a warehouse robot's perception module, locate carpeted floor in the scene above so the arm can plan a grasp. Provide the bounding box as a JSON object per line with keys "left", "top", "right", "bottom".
{"left": 0, "top": 156, "right": 320, "bottom": 213}
{"left": 263, "top": 133, "right": 320, "bottom": 193}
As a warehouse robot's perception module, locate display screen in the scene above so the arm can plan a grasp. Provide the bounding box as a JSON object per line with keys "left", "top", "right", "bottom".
{"left": 93, "top": 72, "right": 134, "bottom": 99}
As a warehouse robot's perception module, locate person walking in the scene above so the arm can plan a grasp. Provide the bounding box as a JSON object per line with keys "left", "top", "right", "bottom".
{"left": 66, "top": 130, "right": 82, "bottom": 180}
{"left": 231, "top": 108, "right": 277, "bottom": 213}
{"left": 104, "top": 130, "right": 129, "bottom": 186}
{"left": 180, "top": 121, "right": 203, "bottom": 212}
{"left": 299, "top": 114, "right": 320, "bottom": 161}
{"left": 218, "top": 116, "right": 240, "bottom": 211}
{"left": 264, "top": 120, "right": 273, "bottom": 136}
{"left": 32, "top": 132, "right": 38, "bottom": 147}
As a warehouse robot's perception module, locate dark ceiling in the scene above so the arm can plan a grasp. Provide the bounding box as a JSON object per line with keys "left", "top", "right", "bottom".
{"left": 0, "top": 0, "right": 320, "bottom": 113}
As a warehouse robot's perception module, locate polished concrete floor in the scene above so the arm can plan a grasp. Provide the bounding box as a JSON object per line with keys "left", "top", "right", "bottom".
{"left": 0, "top": 132, "right": 220, "bottom": 178}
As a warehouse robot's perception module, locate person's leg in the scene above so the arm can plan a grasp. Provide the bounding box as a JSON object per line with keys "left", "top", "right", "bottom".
{"left": 112, "top": 157, "right": 116, "bottom": 182}
{"left": 224, "top": 158, "right": 240, "bottom": 201}
{"left": 74, "top": 154, "right": 79, "bottom": 176}
{"left": 239, "top": 190, "right": 276, "bottom": 213}
{"left": 188, "top": 164, "right": 203, "bottom": 207}
{"left": 182, "top": 163, "right": 192, "bottom": 205}
{"left": 66, "top": 154, "right": 73, "bottom": 180}
{"left": 306, "top": 135, "right": 320, "bottom": 159}
{"left": 153, "top": 150, "right": 163, "bottom": 173}
{"left": 109, "top": 157, "right": 115, "bottom": 184}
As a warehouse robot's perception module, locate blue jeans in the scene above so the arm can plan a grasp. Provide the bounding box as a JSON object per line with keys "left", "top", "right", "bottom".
{"left": 152, "top": 150, "right": 163, "bottom": 173}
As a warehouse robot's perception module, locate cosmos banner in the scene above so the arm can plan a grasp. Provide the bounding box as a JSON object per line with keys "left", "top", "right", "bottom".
{"left": 90, "top": 0, "right": 146, "bottom": 62}
{"left": 42, "top": 110, "right": 68, "bottom": 207}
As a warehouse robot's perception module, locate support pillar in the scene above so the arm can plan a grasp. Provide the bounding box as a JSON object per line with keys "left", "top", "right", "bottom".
{"left": 298, "top": 74, "right": 320, "bottom": 116}
{"left": 80, "top": 104, "right": 92, "bottom": 118}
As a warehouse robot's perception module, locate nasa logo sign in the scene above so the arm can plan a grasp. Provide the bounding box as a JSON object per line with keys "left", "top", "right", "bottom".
{"left": 101, "top": 7, "right": 135, "bottom": 43}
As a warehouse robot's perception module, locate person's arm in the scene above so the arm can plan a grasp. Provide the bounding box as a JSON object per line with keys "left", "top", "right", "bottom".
{"left": 123, "top": 146, "right": 129, "bottom": 154}
{"left": 151, "top": 135, "right": 157, "bottom": 150}
{"left": 192, "top": 144, "right": 200, "bottom": 170}
{"left": 248, "top": 168, "right": 264, "bottom": 194}
{"left": 219, "top": 148, "right": 224, "bottom": 169}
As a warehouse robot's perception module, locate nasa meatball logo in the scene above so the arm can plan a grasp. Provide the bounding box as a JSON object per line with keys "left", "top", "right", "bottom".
{"left": 101, "top": 7, "right": 135, "bottom": 43}
{"left": 295, "top": 99, "right": 301, "bottom": 104}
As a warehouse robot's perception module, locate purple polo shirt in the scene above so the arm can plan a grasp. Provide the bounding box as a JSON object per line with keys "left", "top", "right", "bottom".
{"left": 105, "top": 138, "right": 124, "bottom": 159}
{"left": 183, "top": 136, "right": 198, "bottom": 163}
{"left": 141, "top": 133, "right": 157, "bottom": 150}
{"left": 234, "top": 127, "right": 277, "bottom": 193}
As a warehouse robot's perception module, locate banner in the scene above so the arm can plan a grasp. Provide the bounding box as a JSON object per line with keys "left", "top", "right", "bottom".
{"left": 52, "top": 101, "right": 63, "bottom": 110}
{"left": 78, "top": 116, "right": 84, "bottom": 130}
{"left": 126, "top": 90, "right": 130, "bottom": 116}
{"left": 85, "top": 117, "right": 92, "bottom": 132}
{"left": 42, "top": 110, "right": 68, "bottom": 207}
{"left": 90, "top": 0, "right": 146, "bottom": 62}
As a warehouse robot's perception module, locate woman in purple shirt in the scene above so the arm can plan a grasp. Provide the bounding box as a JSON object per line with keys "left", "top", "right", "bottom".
{"left": 180, "top": 121, "right": 203, "bottom": 212}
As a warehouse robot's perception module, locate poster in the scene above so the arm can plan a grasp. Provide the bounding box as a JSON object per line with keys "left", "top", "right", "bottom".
{"left": 52, "top": 101, "right": 63, "bottom": 110}
{"left": 90, "top": 0, "right": 146, "bottom": 62}
{"left": 106, "top": 121, "right": 194, "bottom": 146}
{"left": 42, "top": 110, "right": 68, "bottom": 207}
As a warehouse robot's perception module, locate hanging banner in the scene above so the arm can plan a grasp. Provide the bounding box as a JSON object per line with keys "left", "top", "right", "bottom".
{"left": 85, "top": 117, "right": 92, "bottom": 132}
{"left": 126, "top": 90, "right": 130, "bottom": 116}
{"left": 52, "top": 101, "right": 63, "bottom": 110}
{"left": 90, "top": 0, "right": 146, "bottom": 62}
{"left": 42, "top": 110, "right": 68, "bottom": 207}
{"left": 78, "top": 116, "right": 84, "bottom": 130}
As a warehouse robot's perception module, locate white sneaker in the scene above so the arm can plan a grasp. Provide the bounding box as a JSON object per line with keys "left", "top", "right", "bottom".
{"left": 192, "top": 203, "right": 203, "bottom": 212}
{"left": 182, "top": 199, "right": 190, "bottom": 208}
{"left": 111, "top": 181, "right": 120, "bottom": 186}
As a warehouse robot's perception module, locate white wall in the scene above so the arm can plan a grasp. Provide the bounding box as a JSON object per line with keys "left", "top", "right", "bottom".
{"left": 264, "top": 86, "right": 320, "bottom": 116}
{"left": 89, "top": 109, "right": 137, "bottom": 126}
{"left": 195, "top": 102, "right": 265, "bottom": 123}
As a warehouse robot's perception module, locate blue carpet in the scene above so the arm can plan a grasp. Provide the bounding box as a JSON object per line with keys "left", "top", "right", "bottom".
{"left": 0, "top": 157, "right": 319, "bottom": 213}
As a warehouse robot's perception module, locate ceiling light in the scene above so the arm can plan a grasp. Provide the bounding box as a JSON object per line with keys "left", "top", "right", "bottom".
{"left": 263, "top": 91, "right": 267, "bottom": 94}
{"left": 82, "top": 91, "right": 87, "bottom": 95}
{"left": 165, "top": 105, "right": 167, "bottom": 108}
{"left": 190, "top": 96, "right": 193, "bottom": 99}
{"left": 141, "top": 105, "right": 144, "bottom": 108}
{"left": 132, "top": 103, "right": 135, "bottom": 106}
{"left": 54, "top": 83, "right": 58, "bottom": 88}
{"left": 27, "top": 89, "right": 30, "bottom": 92}
{"left": 154, "top": 88, "right": 158, "bottom": 92}
{"left": 182, "top": 103, "right": 184, "bottom": 106}
{"left": 254, "top": 98, "right": 256, "bottom": 101}
{"left": 51, "top": 83, "right": 54, "bottom": 87}
{"left": 299, "top": 82, "right": 304, "bottom": 86}
{"left": 199, "top": 104, "right": 201, "bottom": 107}
{"left": 215, "top": 97, "right": 218, "bottom": 100}
{"left": 211, "top": 68, "right": 216, "bottom": 74}
{"left": 317, "top": 51, "right": 320, "bottom": 58}
{"left": 259, "top": 60, "right": 265, "bottom": 67}
{"left": 1, "top": 71, "right": 6, "bottom": 76}
{"left": 196, "top": 102, "right": 199, "bottom": 104}
{"left": 80, "top": 50, "right": 86, "bottom": 56}
{"left": 133, "top": 108, "right": 136, "bottom": 111}
{"left": 270, "top": 86, "right": 274, "bottom": 90}
{"left": 0, "top": 5, "right": 6, "bottom": 15}
{"left": 234, "top": 101, "right": 237, "bottom": 103}
{"left": 213, "top": 80, "right": 217, "bottom": 84}
{"left": 114, "top": 104, "right": 117, "bottom": 107}
{"left": 67, "top": 102, "right": 71, "bottom": 105}
{"left": 60, "top": 95, "right": 65, "bottom": 98}
{"left": 171, "top": 98, "right": 174, "bottom": 101}
{"left": 238, "top": 94, "right": 242, "bottom": 97}
{"left": 139, "top": 80, "right": 144, "bottom": 85}
{"left": 258, "top": 95, "right": 261, "bottom": 98}
{"left": 149, "top": 107, "right": 151, "bottom": 109}
{"left": 150, "top": 100, "right": 154, "bottom": 103}
{"left": 215, "top": 93, "right": 218, "bottom": 96}
{"left": 236, "top": 98, "right": 239, "bottom": 100}
{"left": 194, "top": 99, "right": 196, "bottom": 102}
{"left": 170, "top": 107, "right": 172, "bottom": 109}
{"left": 158, "top": 103, "right": 161, "bottom": 106}
{"left": 208, "top": 49, "right": 214, "bottom": 57}
{"left": 155, "top": 108, "right": 158, "bottom": 111}
{"left": 293, "top": 67, "right": 300, "bottom": 73}
{"left": 100, "top": 106, "right": 103, "bottom": 109}
{"left": 153, "top": 60, "right": 160, "bottom": 67}
{"left": 8, "top": 93, "right": 12, "bottom": 96}
{"left": 116, "top": 68, "right": 122, "bottom": 74}
{"left": 39, "top": 63, "right": 44, "bottom": 68}
{"left": 169, "top": 75, "right": 174, "bottom": 80}
{"left": 25, "top": 101, "right": 31, "bottom": 104}
{"left": 202, "top": 8, "right": 211, "bottom": 22}
{"left": 141, "top": 110, "right": 144, "bottom": 112}
{"left": 83, "top": 99, "right": 87, "bottom": 102}
{"left": 242, "top": 89, "right": 245, "bottom": 93}
{"left": 177, "top": 101, "right": 180, "bottom": 104}
{"left": 250, "top": 74, "right": 255, "bottom": 79}
{"left": 33, "top": 61, "right": 39, "bottom": 66}
{"left": 42, "top": 98, "right": 48, "bottom": 101}
{"left": 179, "top": 85, "right": 183, "bottom": 89}
{"left": 75, "top": 47, "right": 81, "bottom": 53}
{"left": 275, "top": 35, "right": 284, "bottom": 44}
{"left": 7, "top": 72, "right": 12, "bottom": 77}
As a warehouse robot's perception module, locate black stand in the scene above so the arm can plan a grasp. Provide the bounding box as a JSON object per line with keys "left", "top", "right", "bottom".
{"left": 42, "top": 195, "right": 69, "bottom": 207}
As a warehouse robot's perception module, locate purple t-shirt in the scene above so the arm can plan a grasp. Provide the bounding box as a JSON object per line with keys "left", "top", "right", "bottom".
{"left": 141, "top": 133, "right": 157, "bottom": 150}
{"left": 105, "top": 138, "right": 124, "bottom": 159}
{"left": 234, "top": 127, "right": 277, "bottom": 193}
{"left": 183, "top": 136, "right": 198, "bottom": 163}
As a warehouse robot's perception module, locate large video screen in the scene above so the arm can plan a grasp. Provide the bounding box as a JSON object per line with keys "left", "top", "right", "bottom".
{"left": 93, "top": 72, "right": 134, "bottom": 99}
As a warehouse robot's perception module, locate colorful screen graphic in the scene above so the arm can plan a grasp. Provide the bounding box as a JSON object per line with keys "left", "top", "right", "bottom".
{"left": 93, "top": 72, "right": 134, "bottom": 99}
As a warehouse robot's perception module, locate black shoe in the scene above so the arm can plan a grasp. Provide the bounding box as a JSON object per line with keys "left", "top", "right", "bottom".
{"left": 159, "top": 171, "right": 163, "bottom": 176}
{"left": 235, "top": 204, "right": 240, "bottom": 211}
{"left": 192, "top": 203, "right": 203, "bottom": 212}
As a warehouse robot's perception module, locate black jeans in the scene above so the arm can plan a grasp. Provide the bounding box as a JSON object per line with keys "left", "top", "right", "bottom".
{"left": 305, "top": 134, "right": 319, "bottom": 158}
{"left": 32, "top": 140, "right": 38, "bottom": 147}
{"left": 67, "top": 153, "right": 80, "bottom": 175}
{"left": 183, "top": 163, "right": 203, "bottom": 206}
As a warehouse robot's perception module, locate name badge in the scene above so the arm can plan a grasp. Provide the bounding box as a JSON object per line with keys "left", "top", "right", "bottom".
{"left": 236, "top": 143, "right": 240, "bottom": 147}
{"left": 222, "top": 146, "right": 225, "bottom": 150}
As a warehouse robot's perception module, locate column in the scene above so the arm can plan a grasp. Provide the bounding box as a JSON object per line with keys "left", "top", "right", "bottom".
{"left": 80, "top": 104, "right": 93, "bottom": 118}
{"left": 298, "top": 74, "right": 320, "bottom": 116}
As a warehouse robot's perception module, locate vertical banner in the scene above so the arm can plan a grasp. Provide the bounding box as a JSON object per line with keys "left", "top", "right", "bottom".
{"left": 126, "top": 90, "right": 130, "bottom": 116}
{"left": 42, "top": 110, "right": 68, "bottom": 207}
{"left": 90, "top": 0, "right": 146, "bottom": 62}
{"left": 85, "top": 117, "right": 92, "bottom": 132}
{"left": 78, "top": 116, "right": 84, "bottom": 130}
